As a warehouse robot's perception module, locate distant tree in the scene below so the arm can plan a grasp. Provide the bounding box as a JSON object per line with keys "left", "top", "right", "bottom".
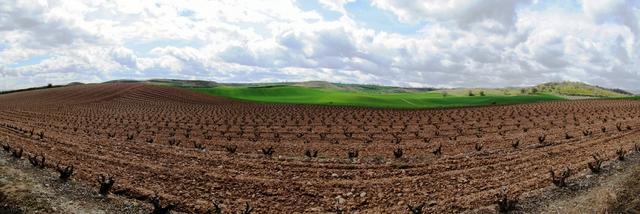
{"left": 480, "top": 91, "right": 485, "bottom": 96}
{"left": 520, "top": 88, "right": 527, "bottom": 94}
{"left": 532, "top": 88, "right": 539, "bottom": 94}
{"left": 47, "top": 83, "right": 52, "bottom": 88}
{"left": 468, "top": 91, "right": 475, "bottom": 96}
{"left": 442, "top": 91, "right": 448, "bottom": 98}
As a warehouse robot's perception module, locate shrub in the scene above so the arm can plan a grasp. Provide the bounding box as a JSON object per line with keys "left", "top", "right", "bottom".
{"left": 343, "top": 132, "right": 353, "bottom": 138}
{"left": 616, "top": 148, "right": 626, "bottom": 161}
{"left": 495, "top": 187, "right": 517, "bottom": 212}
{"left": 538, "top": 134, "right": 546, "bottom": 144}
{"left": 549, "top": 167, "right": 571, "bottom": 187}
{"left": 475, "top": 143, "right": 483, "bottom": 151}
{"left": 1, "top": 143, "right": 9, "bottom": 152}
{"left": 97, "top": 174, "right": 115, "bottom": 196}
{"left": 587, "top": 154, "right": 603, "bottom": 174}
{"left": 126, "top": 132, "right": 135, "bottom": 141}
{"left": 564, "top": 132, "right": 573, "bottom": 140}
{"left": 407, "top": 203, "right": 425, "bottom": 214}
{"left": 538, "top": 134, "right": 550, "bottom": 147}
{"left": 347, "top": 149, "right": 359, "bottom": 160}
{"left": 391, "top": 136, "right": 402, "bottom": 144}
{"left": 330, "top": 139, "right": 339, "bottom": 144}
{"left": 56, "top": 162, "right": 74, "bottom": 181}
{"left": 224, "top": 145, "right": 237, "bottom": 154}
{"left": 511, "top": 140, "right": 520, "bottom": 149}
{"left": 393, "top": 148, "right": 403, "bottom": 159}
{"left": 432, "top": 144, "right": 442, "bottom": 156}
{"left": 28, "top": 154, "right": 46, "bottom": 168}
{"left": 10, "top": 148, "right": 22, "bottom": 159}
{"left": 194, "top": 142, "right": 206, "bottom": 151}
{"left": 261, "top": 147, "right": 274, "bottom": 157}
{"left": 207, "top": 200, "right": 222, "bottom": 214}
{"left": 238, "top": 202, "right": 253, "bottom": 214}
{"left": 36, "top": 131, "right": 44, "bottom": 139}
{"left": 168, "top": 137, "right": 180, "bottom": 146}
{"left": 304, "top": 149, "right": 318, "bottom": 158}
{"left": 150, "top": 194, "right": 176, "bottom": 214}
{"left": 319, "top": 133, "right": 327, "bottom": 140}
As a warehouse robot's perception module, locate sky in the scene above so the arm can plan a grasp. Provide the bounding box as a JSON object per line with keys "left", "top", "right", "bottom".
{"left": 1, "top": 0, "right": 639, "bottom": 91}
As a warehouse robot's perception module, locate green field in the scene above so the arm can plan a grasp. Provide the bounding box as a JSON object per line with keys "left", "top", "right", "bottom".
{"left": 622, "top": 96, "right": 640, "bottom": 101}
{"left": 191, "top": 85, "right": 565, "bottom": 109}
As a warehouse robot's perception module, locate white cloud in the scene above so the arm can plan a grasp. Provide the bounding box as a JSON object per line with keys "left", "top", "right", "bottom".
{"left": 581, "top": 0, "right": 639, "bottom": 38}
{"left": 371, "top": 0, "right": 531, "bottom": 29}
{"left": 0, "top": 0, "right": 639, "bottom": 91}
{"left": 318, "top": 0, "right": 356, "bottom": 14}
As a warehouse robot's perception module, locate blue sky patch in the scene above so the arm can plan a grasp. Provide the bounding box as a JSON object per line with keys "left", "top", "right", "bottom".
{"left": 126, "top": 39, "right": 202, "bottom": 56}
{"left": 297, "top": 0, "right": 342, "bottom": 21}
{"left": 179, "top": 9, "right": 195, "bottom": 17}
{"left": 345, "top": 0, "right": 423, "bottom": 35}
{"left": 529, "top": 0, "right": 581, "bottom": 12}
{"left": 9, "top": 54, "right": 51, "bottom": 68}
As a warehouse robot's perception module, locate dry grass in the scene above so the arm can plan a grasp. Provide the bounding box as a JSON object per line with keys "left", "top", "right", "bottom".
{"left": 536, "top": 154, "right": 640, "bottom": 214}
{"left": 609, "top": 164, "right": 640, "bottom": 212}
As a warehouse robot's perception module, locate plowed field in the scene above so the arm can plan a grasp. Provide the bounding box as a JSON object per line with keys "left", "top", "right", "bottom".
{"left": 1, "top": 83, "right": 639, "bottom": 213}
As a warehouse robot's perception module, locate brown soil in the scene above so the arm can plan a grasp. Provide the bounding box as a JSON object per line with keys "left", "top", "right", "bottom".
{"left": 0, "top": 83, "right": 639, "bottom": 213}
{"left": 0, "top": 152, "right": 149, "bottom": 213}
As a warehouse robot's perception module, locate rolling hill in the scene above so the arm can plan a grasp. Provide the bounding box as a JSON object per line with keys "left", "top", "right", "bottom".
{"left": 533, "top": 82, "right": 632, "bottom": 97}
{"left": 171, "top": 80, "right": 631, "bottom": 109}
{"left": 4, "top": 79, "right": 632, "bottom": 109}
{"left": 141, "top": 79, "right": 631, "bottom": 97}
{"left": 190, "top": 85, "right": 564, "bottom": 109}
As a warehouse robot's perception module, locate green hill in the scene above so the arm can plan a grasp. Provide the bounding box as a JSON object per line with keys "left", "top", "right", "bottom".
{"left": 142, "top": 79, "right": 630, "bottom": 97}
{"left": 532, "top": 82, "right": 631, "bottom": 97}
{"left": 128, "top": 79, "right": 633, "bottom": 109}
{"left": 438, "top": 82, "right": 631, "bottom": 98}
{"left": 190, "top": 85, "right": 563, "bottom": 109}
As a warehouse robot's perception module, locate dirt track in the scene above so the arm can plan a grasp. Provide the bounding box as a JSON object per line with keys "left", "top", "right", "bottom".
{"left": 0, "top": 83, "right": 639, "bottom": 213}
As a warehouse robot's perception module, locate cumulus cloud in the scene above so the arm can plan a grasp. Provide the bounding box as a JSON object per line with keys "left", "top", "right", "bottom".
{"left": 581, "top": 0, "right": 639, "bottom": 34}
{"left": 0, "top": 0, "right": 639, "bottom": 91}
{"left": 318, "top": 0, "right": 356, "bottom": 14}
{"left": 0, "top": 0, "right": 100, "bottom": 48}
{"left": 371, "top": 0, "right": 531, "bottom": 29}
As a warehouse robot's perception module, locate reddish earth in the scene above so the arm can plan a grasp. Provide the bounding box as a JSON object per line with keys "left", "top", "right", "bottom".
{"left": 0, "top": 83, "right": 639, "bottom": 213}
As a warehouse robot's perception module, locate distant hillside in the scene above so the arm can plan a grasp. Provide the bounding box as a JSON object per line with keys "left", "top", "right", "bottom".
{"left": 135, "top": 79, "right": 437, "bottom": 93}
{"left": 106, "top": 79, "right": 631, "bottom": 98}
{"left": 532, "top": 82, "right": 631, "bottom": 98}
{"left": 0, "top": 83, "right": 65, "bottom": 95}
{"left": 293, "top": 81, "right": 436, "bottom": 93}
{"left": 438, "top": 82, "right": 631, "bottom": 98}
{"left": 3, "top": 79, "right": 634, "bottom": 109}
{"left": 106, "top": 79, "right": 219, "bottom": 88}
